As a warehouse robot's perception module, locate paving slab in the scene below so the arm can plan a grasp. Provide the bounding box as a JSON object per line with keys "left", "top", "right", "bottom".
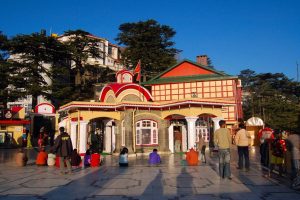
{"left": 0, "top": 147, "right": 299, "bottom": 200}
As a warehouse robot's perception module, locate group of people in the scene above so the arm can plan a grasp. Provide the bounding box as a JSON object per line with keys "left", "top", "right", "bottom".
{"left": 258, "top": 127, "right": 300, "bottom": 180}
{"left": 214, "top": 119, "right": 300, "bottom": 185}
{"left": 118, "top": 148, "right": 161, "bottom": 167}
{"left": 16, "top": 127, "right": 79, "bottom": 175}
{"left": 34, "top": 147, "right": 82, "bottom": 168}
{"left": 16, "top": 122, "right": 299, "bottom": 188}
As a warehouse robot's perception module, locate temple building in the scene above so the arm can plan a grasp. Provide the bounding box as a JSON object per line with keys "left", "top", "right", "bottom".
{"left": 58, "top": 57, "right": 242, "bottom": 154}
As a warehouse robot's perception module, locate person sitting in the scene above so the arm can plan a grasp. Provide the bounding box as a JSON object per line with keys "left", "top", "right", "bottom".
{"left": 15, "top": 148, "right": 28, "bottom": 167}
{"left": 91, "top": 150, "right": 101, "bottom": 167}
{"left": 84, "top": 149, "right": 91, "bottom": 167}
{"left": 47, "top": 149, "right": 56, "bottom": 167}
{"left": 71, "top": 149, "right": 81, "bottom": 167}
{"left": 149, "top": 149, "right": 161, "bottom": 165}
{"left": 119, "top": 147, "right": 129, "bottom": 167}
{"left": 186, "top": 148, "right": 199, "bottom": 166}
{"left": 36, "top": 147, "right": 48, "bottom": 166}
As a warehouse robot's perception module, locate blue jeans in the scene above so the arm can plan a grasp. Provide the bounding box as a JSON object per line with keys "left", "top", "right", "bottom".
{"left": 218, "top": 148, "right": 231, "bottom": 178}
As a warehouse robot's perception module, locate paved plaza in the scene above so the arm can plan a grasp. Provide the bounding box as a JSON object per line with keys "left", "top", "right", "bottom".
{"left": 0, "top": 147, "right": 299, "bottom": 200}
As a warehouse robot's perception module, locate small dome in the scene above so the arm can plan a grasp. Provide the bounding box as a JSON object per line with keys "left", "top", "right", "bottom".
{"left": 116, "top": 69, "right": 134, "bottom": 83}
{"left": 246, "top": 117, "right": 264, "bottom": 126}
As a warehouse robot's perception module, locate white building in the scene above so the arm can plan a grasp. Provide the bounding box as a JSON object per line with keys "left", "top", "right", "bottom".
{"left": 7, "top": 33, "right": 124, "bottom": 115}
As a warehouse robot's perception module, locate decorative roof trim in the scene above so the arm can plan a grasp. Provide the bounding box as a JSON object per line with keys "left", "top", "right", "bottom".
{"left": 143, "top": 74, "right": 238, "bottom": 85}
{"left": 115, "top": 69, "right": 134, "bottom": 77}
{"left": 0, "top": 120, "right": 31, "bottom": 125}
{"left": 59, "top": 100, "right": 236, "bottom": 112}
{"left": 99, "top": 83, "right": 153, "bottom": 102}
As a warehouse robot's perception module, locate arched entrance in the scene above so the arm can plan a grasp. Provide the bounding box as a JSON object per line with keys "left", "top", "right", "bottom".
{"left": 31, "top": 103, "right": 56, "bottom": 147}
{"left": 196, "top": 114, "right": 216, "bottom": 149}
{"left": 165, "top": 114, "right": 187, "bottom": 153}
{"left": 89, "top": 117, "right": 116, "bottom": 153}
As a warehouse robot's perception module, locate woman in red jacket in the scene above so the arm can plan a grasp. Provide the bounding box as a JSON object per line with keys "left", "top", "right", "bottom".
{"left": 270, "top": 132, "right": 287, "bottom": 176}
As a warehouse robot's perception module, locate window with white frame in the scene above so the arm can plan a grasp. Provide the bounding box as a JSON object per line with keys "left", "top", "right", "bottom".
{"left": 121, "top": 120, "right": 125, "bottom": 146}
{"left": 136, "top": 120, "right": 158, "bottom": 145}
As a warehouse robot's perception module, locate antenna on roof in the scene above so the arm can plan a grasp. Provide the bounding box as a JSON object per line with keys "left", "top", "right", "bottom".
{"left": 297, "top": 61, "right": 299, "bottom": 82}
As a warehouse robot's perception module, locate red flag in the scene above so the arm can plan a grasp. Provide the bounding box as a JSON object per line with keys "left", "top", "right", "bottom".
{"left": 134, "top": 60, "right": 141, "bottom": 81}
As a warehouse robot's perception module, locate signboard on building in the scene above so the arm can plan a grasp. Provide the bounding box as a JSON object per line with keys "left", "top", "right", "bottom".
{"left": 35, "top": 103, "right": 55, "bottom": 114}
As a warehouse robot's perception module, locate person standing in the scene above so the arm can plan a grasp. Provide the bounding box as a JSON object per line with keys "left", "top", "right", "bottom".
{"left": 258, "top": 127, "right": 274, "bottom": 167}
{"left": 22, "top": 130, "right": 27, "bottom": 148}
{"left": 287, "top": 131, "right": 300, "bottom": 181}
{"left": 214, "top": 120, "right": 232, "bottom": 180}
{"left": 53, "top": 127, "right": 73, "bottom": 174}
{"left": 198, "top": 134, "right": 206, "bottom": 163}
{"left": 174, "top": 130, "right": 182, "bottom": 152}
{"left": 235, "top": 123, "right": 251, "bottom": 171}
{"left": 270, "top": 132, "right": 287, "bottom": 176}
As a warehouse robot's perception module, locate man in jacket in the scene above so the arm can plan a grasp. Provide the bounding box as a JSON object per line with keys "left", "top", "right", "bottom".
{"left": 235, "top": 123, "right": 251, "bottom": 171}
{"left": 214, "top": 120, "right": 232, "bottom": 180}
{"left": 54, "top": 127, "right": 73, "bottom": 174}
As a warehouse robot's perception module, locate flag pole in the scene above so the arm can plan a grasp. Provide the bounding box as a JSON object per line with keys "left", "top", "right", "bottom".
{"left": 139, "top": 60, "right": 142, "bottom": 101}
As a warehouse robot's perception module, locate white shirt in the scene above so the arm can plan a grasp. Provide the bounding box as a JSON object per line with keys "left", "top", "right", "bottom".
{"left": 235, "top": 129, "right": 251, "bottom": 147}
{"left": 47, "top": 153, "right": 56, "bottom": 166}
{"left": 119, "top": 154, "right": 128, "bottom": 164}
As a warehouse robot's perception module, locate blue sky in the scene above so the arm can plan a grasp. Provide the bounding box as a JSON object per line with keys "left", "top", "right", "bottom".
{"left": 1, "top": 0, "right": 300, "bottom": 80}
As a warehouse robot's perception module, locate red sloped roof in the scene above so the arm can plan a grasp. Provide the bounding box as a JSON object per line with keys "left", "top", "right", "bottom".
{"left": 0, "top": 120, "right": 30, "bottom": 125}
{"left": 11, "top": 106, "right": 23, "bottom": 113}
{"left": 161, "top": 61, "right": 214, "bottom": 78}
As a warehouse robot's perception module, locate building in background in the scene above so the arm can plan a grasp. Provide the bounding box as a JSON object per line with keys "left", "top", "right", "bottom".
{"left": 6, "top": 32, "right": 124, "bottom": 116}
{"left": 58, "top": 56, "right": 243, "bottom": 154}
{"left": 0, "top": 107, "right": 30, "bottom": 147}
{"left": 5, "top": 32, "right": 124, "bottom": 145}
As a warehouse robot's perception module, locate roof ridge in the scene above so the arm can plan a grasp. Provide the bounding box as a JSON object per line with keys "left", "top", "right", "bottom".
{"left": 147, "top": 59, "right": 230, "bottom": 82}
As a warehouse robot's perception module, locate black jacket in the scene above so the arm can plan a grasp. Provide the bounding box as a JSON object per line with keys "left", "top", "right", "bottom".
{"left": 54, "top": 132, "right": 73, "bottom": 157}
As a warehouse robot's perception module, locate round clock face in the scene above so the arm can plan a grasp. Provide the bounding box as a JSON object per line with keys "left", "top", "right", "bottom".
{"left": 5, "top": 111, "right": 12, "bottom": 119}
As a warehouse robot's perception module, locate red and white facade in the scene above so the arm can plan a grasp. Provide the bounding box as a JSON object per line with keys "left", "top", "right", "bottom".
{"left": 59, "top": 58, "right": 243, "bottom": 154}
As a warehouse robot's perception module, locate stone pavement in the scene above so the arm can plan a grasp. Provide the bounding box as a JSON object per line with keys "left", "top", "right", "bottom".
{"left": 0, "top": 147, "right": 299, "bottom": 200}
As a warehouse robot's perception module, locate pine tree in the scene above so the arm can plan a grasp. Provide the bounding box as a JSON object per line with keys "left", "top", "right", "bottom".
{"left": 61, "top": 29, "right": 107, "bottom": 100}
{"left": 239, "top": 70, "right": 300, "bottom": 132}
{"left": 8, "top": 32, "right": 66, "bottom": 108}
{"left": 116, "top": 19, "right": 181, "bottom": 80}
